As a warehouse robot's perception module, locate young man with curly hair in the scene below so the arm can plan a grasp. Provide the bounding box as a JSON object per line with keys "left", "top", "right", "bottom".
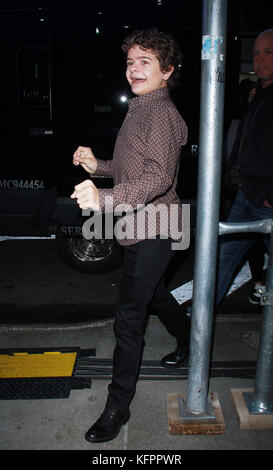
{"left": 71, "top": 29, "right": 190, "bottom": 443}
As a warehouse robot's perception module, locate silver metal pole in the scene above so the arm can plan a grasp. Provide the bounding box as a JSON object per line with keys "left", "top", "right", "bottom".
{"left": 219, "top": 219, "right": 273, "bottom": 236}
{"left": 186, "top": 0, "right": 227, "bottom": 414}
{"left": 219, "top": 218, "right": 273, "bottom": 414}
{"left": 244, "top": 220, "right": 273, "bottom": 414}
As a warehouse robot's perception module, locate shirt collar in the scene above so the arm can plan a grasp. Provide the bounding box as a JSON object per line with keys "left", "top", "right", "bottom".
{"left": 128, "top": 87, "right": 169, "bottom": 109}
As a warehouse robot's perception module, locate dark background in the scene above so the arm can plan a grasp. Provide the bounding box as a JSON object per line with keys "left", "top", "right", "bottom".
{"left": 0, "top": 0, "right": 270, "bottom": 321}
{"left": 0, "top": 0, "right": 273, "bottom": 219}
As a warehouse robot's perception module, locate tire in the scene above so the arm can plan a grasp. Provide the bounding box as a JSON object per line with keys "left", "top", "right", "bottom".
{"left": 55, "top": 225, "right": 122, "bottom": 274}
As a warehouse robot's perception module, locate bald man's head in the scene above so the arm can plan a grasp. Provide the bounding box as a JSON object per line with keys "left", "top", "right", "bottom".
{"left": 253, "top": 29, "right": 273, "bottom": 88}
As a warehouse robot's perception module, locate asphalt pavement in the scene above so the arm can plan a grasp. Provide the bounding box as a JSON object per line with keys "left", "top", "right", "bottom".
{"left": 0, "top": 238, "right": 272, "bottom": 453}
{"left": 0, "top": 238, "right": 262, "bottom": 323}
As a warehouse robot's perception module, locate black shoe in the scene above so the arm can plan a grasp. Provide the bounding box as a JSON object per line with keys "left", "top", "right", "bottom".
{"left": 85, "top": 407, "right": 130, "bottom": 443}
{"left": 249, "top": 284, "right": 265, "bottom": 305}
{"left": 161, "top": 347, "right": 189, "bottom": 369}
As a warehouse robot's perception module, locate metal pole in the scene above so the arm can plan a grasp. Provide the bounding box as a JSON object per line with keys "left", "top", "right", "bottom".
{"left": 219, "top": 219, "right": 273, "bottom": 236}
{"left": 244, "top": 221, "right": 273, "bottom": 414}
{"left": 219, "top": 218, "right": 273, "bottom": 414}
{"left": 186, "top": 0, "right": 227, "bottom": 414}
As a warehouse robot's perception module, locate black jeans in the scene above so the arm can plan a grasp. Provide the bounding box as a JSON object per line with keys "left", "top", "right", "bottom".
{"left": 105, "top": 237, "right": 188, "bottom": 413}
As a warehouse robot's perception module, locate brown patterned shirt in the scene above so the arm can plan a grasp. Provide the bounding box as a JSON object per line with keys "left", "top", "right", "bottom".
{"left": 94, "top": 87, "right": 188, "bottom": 245}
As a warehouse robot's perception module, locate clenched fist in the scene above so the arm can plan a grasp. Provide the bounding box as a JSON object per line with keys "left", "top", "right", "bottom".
{"left": 71, "top": 179, "right": 100, "bottom": 211}
{"left": 73, "top": 146, "right": 98, "bottom": 174}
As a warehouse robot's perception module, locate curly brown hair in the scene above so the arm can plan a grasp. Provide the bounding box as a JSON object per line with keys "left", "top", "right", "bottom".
{"left": 122, "top": 28, "right": 183, "bottom": 88}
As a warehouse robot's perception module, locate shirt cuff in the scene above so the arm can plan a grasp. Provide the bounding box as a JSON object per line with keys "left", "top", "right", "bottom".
{"left": 93, "top": 159, "right": 112, "bottom": 178}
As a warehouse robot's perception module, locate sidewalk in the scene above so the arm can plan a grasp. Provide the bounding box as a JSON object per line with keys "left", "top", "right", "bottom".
{"left": 1, "top": 311, "right": 272, "bottom": 451}
{"left": 1, "top": 238, "right": 272, "bottom": 452}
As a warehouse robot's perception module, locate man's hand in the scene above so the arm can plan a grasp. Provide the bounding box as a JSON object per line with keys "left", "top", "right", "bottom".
{"left": 73, "top": 146, "right": 98, "bottom": 174}
{"left": 263, "top": 199, "right": 272, "bottom": 208}
{"left": 71, "top": 179, "right": 100, "bottom": 211}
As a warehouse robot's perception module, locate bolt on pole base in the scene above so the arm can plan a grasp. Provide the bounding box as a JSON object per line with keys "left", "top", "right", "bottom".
{"left": 178, "top": 394, "right": 216, "bottom": 421}
{"left": 231, "top": 388, "right": 273, "bottom": 430}
{"left": 167, "top": 392, "right": 225, "bottom": 435}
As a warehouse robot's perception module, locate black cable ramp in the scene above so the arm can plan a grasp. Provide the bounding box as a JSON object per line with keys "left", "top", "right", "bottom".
{"left": 0, "top": 347, "right": 95, "bottom": 400}
{"left": 73, "top": 353, "right": 256, "bottom": 381}
{"left": 0, "top": 348, "right": 256, "bottom": 399}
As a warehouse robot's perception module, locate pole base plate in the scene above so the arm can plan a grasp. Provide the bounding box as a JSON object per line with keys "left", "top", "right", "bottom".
{"left": 231, "top": 388, "right": 273, "bottom": 430}
{"left": 167, "top": 392, "right": 225, "bottom": 435}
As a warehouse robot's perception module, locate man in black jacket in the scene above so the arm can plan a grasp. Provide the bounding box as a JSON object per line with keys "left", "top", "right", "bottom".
{"left": 215, "top": 28, "right": 273, "bottom": 304}
{"left": 161, "top": 28, "right": 273, "bottom": 369}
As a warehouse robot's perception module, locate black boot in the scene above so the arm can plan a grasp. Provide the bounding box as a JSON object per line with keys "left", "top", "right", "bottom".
{"left": 161, "top": 345, "right": 189, "bottom": 368}
{"left": 152, "top": 293, "right": 191, "bottom": 368}
{"left": 85, "top": 407, "right": 130, "bottom": 443}
{"left": 160, "top": 315, "right": 191, "bottom": 368}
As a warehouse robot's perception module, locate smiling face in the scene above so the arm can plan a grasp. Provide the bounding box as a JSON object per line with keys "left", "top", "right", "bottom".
{"left": 253, "top": 30, "right": 273, "bottom": 88}
{"left": 126, "top": 45, "right": 174, "bottom": 96}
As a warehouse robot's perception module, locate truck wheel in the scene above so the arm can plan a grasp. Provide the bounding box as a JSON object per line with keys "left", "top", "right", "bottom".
{"left": 55, "top": 226, "right": 122, "bottom": 274}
